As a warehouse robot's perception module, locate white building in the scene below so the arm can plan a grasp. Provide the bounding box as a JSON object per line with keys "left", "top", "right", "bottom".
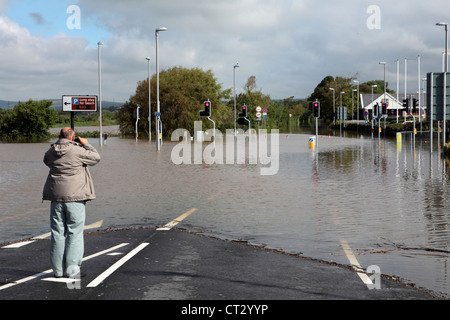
{"left": 360, "top": 92, "right": 426, "bottom": 118}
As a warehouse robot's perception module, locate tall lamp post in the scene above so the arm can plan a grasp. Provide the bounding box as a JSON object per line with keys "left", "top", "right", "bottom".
{"left": 329, "top": 88, "right": 335, "bottom": 129}
{"left": 146, "top": 57, "right": 151, "bottom": 142}
{"left": 98, "top": 41, "right": 103, "bottom": 147}
{"left": 379, "top": 62, "right": 386, "bottom": 141}
{"left": 340, "top": 91, "right": 345, "bottom": 134}
{"left": 353, "top": 80, "right": 359, "bottom": 122}
{"left": 352, "top": 89, "right": 356, "bottom": 120}
{"left": 436, "top": 22, "right": 448, "bottom": 148}
{"left": 155, "top": 27, "right": 167, "bottom": 151}
{"left": 233, "top": 63, "right": 239, "bottom": 136}
{"left": 379, "top": 62, "right": 386, "bottom": 104}
{"left": 371, "top": 85, "right": 377, "bottom": 104}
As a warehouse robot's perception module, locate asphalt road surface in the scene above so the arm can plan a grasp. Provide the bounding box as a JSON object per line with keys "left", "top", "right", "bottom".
{"left": 0, "top": 227, "right": 439, "bottom": 303}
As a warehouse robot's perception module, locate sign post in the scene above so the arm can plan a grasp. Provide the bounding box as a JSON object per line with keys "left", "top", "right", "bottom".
{"left": 62, "top": 95, "right": 98, "bottom": 131}
{"left": 262, "top": 108, "right": 267, "bottom": 129}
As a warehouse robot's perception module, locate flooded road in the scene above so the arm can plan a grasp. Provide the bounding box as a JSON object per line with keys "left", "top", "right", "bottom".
{"left": 1, "top": 128, "right": 449, "bottom": 297}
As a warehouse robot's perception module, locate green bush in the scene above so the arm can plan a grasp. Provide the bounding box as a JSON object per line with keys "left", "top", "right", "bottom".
{"left": 0, "top": 100, "right": 57, "bottom": 142}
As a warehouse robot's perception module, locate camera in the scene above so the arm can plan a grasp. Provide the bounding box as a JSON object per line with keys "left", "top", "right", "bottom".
{"left": 74, "top": 137, "right": 81, "bottom": 143}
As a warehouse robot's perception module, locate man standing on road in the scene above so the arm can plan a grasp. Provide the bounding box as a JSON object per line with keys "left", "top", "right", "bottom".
{"left": 42, "top": 127, "right": 101, "bottom": 278}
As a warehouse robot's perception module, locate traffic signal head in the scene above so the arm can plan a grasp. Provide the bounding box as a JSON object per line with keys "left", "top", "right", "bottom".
{"left": 373, "top": 103, "right": 379, "bottom": 116}
{"left": 381, "top": 102, "right": 387, "bottom": 114}
{"left": 238, "top": 104, "right": 247, "bottom": 118}
{"left": 313, "top": 101, "right": 320, "bottom": 118}
{"left": 199, "top": 100, "right": 211, "bottom": 117}
{"left": 402, "top": 99, "right": 409, "bottom": 109}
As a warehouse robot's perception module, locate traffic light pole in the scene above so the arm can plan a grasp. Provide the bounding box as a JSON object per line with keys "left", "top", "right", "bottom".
{"left": 315, "top": 117, "right": 318, "bottom": 149}
{"left": 313, "top": 100, "right": 320, "bottom": 149}
{"left": 409, "top": 111, "right": 416, "bottom": 147}
{"left": 199, "top": 100, "right": 215, "bottom": 147}
{"left": 136, "top": 105, "right": 140, "bottom": 141}
{"left": 208, "top": 117, "right": 215, "bottom": 148}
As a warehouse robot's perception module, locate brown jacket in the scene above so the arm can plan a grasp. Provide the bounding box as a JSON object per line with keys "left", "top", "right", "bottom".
{"left": 42, "top": 139, "right": 101, "bottom": 202}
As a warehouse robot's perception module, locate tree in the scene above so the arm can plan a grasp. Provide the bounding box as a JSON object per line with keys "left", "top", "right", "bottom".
{"left": 118, "top": 67, "right": 232, "bottom": 138}
{"left": 235, "top": 76, "right": 272, "bottom": 128}
{"left": 309, "top": 75, "right": 358, "bottom": 121}
{"left": 0, "top": 99, "right": 57, "bottom": 142}
{"left": 359, "top": 80, "right": 395, "bottom": 94}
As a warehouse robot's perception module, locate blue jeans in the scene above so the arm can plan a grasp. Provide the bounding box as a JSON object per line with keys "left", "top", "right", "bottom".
{"left": 50, "top": 201, "right": 86, "bottom": 277}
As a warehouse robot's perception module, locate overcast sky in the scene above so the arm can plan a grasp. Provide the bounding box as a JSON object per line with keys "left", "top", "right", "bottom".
{"left": 0, "top": 0, "right": 449, "bottom": 102}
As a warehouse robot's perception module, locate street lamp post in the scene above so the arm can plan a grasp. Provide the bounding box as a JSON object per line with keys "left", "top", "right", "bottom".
{"left": 396, "top": 59, "right": 399, "bottom": 123}
{"left": 352, "top": 89, "right": 356, "bottom": 121}
{"left": 155, "top": 27, "right": 167, "bottom": 151}
{"left": 329, "top": 88, "right": 335, "bottom": 129}
{"left": 340, "top": 91, "right": 345, "bottom": 134}
{"left": 353, "top": 80, "right": 359, "bottom": 122}
{"left": 379, "top": 62, "right": 386, "bottom": 104}
{"left": 371, "top": 85, "right": 377, "bottom": 104}
{"left": 436, "top": 22, "right": 448, "bottom": 148}
{"left": 98, "top": 41, "right": 103, "bottom": 147}
{"left": 379, "top": 62, "right": 387, "bottom": 142}
{"left": 146, "top": 57, "right": 151, "bottom": 142}
{"left": 234, "top": 63, "right": 239, "bottom": 136}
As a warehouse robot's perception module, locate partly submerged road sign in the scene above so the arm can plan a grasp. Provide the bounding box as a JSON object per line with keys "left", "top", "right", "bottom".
{"left": 62, "top": 95, "right": 98, "bottom": 112}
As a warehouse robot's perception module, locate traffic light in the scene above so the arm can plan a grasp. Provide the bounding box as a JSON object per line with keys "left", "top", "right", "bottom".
{"left": 373, "top": 103, "right": 379, "bottom": 117}
{"left": 238, "top": 104, "right": 247, "bottom": 118}
{"left": 313, "top": 101, "right": 320, "bottom": 118}
{"left": 402, "top": 99, "right": 409, "bottom": 111}
{"left": 199, "top": 100, "right": 211, "bottom": 117}
{"left": 381, "top": 102, "right": 387, "bottom": 114}
{"left": 412, "top": 98, "right": 417, "bottom": 112}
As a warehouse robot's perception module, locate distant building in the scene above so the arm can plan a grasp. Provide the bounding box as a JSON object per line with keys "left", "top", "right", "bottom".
{"left": 360, "top": 92, "right": 426, "bottom": 119}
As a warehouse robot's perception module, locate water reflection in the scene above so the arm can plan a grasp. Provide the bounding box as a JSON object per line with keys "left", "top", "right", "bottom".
{"left": 0, "top": 131, "right": 449, "bottom": 297}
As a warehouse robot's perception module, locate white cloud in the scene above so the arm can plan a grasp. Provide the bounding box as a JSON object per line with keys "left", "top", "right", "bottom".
{"left": 0, "top": 15, "right": 98, "bottom": 100}
{"left": 0, "top": 0, "right": 449, "bottom": 102}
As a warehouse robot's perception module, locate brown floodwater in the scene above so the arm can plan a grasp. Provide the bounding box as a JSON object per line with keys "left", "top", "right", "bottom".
{"left": 0, "top": 128, "right": 449, "bottom": 297}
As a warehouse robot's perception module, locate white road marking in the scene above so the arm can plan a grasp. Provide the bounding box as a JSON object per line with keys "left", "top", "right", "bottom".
{"left": 2, "top": 241, "right": 37, "bottom": 248}
{"left": 0, "top": 243, "right": 129, "bottom": 291}
{"left": 41, "top": 277, "right": 81, "bottom": 283}
{"left": 2, "top": 220, "right": 104, "bottom": 248}
{"left": 87, "top": 242, "right": 149, "bottom": 288}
